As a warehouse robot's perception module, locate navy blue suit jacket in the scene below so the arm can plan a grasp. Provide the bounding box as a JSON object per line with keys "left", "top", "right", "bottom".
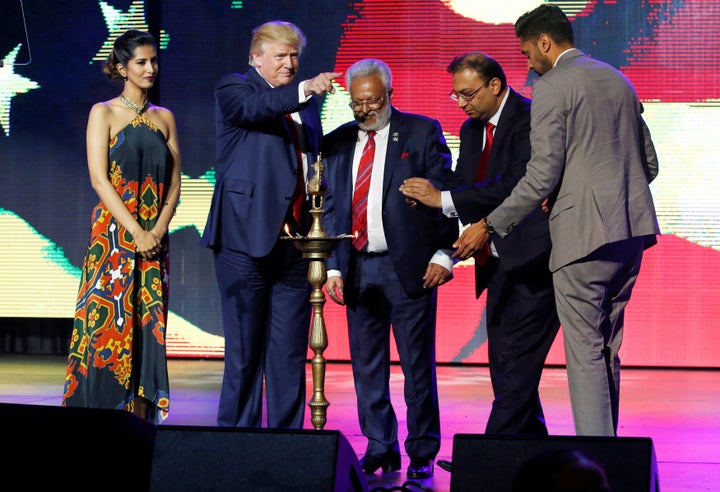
{"left": 321, "top": 108, "right": 458, "bottom": 299}
{"left": 200, "top": 68, "right": 323, "bottom": 257}
{"left": 450, "top": 89, "right": 552, "bottom": 296}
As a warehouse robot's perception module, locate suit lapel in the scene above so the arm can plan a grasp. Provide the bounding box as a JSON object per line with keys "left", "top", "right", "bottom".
{"left": 247, "top": 67, "right": 299, "bottom": 176}
{"left": 486, "top": 89, "right": 521, "bottom": 177}
{"left": 246, "top": 67, "right": 267, "bottom": 88}
{"left": 460, "top": 119, "right": 485, "bottom": 182}
{"left": 382, "top": 110, "right": 403, "bottom": 201}
{"left": 487, "top": 91, "right": 515, "bottom": 174}
{"left": 299, "top": 118, "right": 317, "bottom": 172}
{"left": 340, "top": 126, "right": 359, "bottom": 201}
{"left": 248, "top": 68, "right": 316, "bottom": 173}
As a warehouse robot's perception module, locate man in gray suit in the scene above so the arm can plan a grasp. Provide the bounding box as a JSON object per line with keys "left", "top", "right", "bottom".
{"left": 452, "top": 4, "right": 660, "bottom": 436}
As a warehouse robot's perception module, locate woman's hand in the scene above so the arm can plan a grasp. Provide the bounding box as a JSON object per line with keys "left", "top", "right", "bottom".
{"left": 133, "top": 229, "right": 161, "bottom": 260}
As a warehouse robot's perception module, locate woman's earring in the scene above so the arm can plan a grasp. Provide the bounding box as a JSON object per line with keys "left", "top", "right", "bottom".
{"left": 123, "top": 76, "right": 128, "bottom": 81}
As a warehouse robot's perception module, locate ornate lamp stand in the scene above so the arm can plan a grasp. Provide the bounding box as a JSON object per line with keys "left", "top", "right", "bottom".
{"left": 282, "top": 155, "right": 351, "bottom": 430}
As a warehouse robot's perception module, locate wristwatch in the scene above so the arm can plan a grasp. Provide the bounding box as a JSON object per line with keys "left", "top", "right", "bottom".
{"left": 482, "top": 216, "right": 495, "bottom": 234}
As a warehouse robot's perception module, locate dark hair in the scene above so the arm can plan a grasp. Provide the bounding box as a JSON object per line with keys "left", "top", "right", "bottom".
{"left": 102, "top": 29, "right": 157, "bottom": 80}
{"left": 515, "top": 4, "right": 574, "bottom": 45}
{"left": 446, "top": 52, "right": 507, "bottom": 91}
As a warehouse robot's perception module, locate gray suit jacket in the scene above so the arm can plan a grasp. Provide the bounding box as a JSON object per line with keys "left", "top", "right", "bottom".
{"left": 488, "top": 49, "right": 660, "bottom": 271}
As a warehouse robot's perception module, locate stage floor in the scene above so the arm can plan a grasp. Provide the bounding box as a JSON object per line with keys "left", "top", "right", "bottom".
{"left": 1, "top": 354, "right": 718, "bottom": 491}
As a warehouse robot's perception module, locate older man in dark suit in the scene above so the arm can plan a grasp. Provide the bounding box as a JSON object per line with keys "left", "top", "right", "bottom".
{"left": 401, "top": 53, "right": 560, "bottom": 437}
{"left": 322, "top": 58, "right": 457, "bottom": 479}
{"left": 200, "top": 20, "right": 340, "bottom": 429}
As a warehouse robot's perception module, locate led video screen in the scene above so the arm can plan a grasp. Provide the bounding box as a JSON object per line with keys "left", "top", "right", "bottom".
{"left": 1, "top": 0, "right": 718, "bottom": 366}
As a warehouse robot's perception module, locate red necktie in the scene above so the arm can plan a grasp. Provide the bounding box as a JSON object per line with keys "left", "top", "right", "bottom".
{"left": 284, "top": 114, "right": 305, "bottom": 225}
{"left": 474, "top": 122, "right": 495, "bottom": 265}
{"left": 474, "top": 122, "right": 495, "bottom": 182}
{"left": 351, "top": 131, "right": 376, "bottom": 251}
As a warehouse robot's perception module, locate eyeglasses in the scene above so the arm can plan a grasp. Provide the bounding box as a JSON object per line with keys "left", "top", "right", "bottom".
{"left": 349, "top": 95, "right": 386, "bottom": 111}
{"left": 449, "top": 79, "right": 491, "bottom": 103}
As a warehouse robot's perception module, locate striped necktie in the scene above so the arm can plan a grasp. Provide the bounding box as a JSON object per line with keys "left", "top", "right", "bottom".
{"left": 351, "top": 130, "right": 376, "bottom": 251}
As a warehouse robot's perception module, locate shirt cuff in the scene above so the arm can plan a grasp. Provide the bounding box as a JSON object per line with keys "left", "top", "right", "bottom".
{"left": 298, "top": 81, "right": 312, "bottom": 103}
{"left": 441, "top": 191, "right": 459, "bottom": 218}
{"left": 430, "top": 249, "right": 454, "bottom": 271}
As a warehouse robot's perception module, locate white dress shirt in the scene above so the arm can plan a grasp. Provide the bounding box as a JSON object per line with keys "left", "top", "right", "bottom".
{"left": 327, "top": 123, "right": 453, "bottom": 277}
{"left": 440, "top": 89, "right": 512, "bottom": 258}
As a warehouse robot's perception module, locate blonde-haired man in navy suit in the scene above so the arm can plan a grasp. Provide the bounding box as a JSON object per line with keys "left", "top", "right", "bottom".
{"left": 201, "top": 20, "right": 340, "bottom": 430}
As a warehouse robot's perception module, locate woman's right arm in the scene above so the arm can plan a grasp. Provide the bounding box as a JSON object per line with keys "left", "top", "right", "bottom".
{"left": 86, "top": 103, "right": 159, "bottom": 258}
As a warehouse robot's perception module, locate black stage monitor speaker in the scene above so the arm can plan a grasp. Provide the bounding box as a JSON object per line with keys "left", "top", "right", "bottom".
{"left": 149, "top": 425, "right": 368, "bottom": 492}
{"left": 0, "top": 402, "right": 157, "bottom": 490}
{"left": 450, "top": 434, "right": 659, "bottom": 492}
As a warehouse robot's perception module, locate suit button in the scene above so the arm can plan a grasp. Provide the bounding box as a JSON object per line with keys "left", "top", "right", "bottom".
{"left": 285, "top": 195, "right": 292, "bottom": 200}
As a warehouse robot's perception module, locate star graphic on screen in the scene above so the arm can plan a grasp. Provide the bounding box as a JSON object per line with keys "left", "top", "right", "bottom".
{"left": 0, "top": 44, "right": 40, "bottom": 137}
{"left": 92, "top": 0, "right": 169, "bottom": 63}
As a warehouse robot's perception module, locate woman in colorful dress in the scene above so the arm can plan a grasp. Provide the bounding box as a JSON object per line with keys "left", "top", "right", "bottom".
{"left": 63, "top": 30, "right": 181, "bottom": 423}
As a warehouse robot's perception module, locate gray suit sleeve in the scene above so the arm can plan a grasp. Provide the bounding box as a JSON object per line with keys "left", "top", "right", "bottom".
{"left": 488, "top": 80, "right": 565, "bottom": 238}
{"left": 640, "top": 112, "right": 659, "bottom": 183}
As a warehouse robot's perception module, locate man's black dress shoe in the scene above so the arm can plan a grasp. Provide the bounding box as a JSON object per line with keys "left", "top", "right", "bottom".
{"left": 437, "top": 459, "right": 452, "bottom": 473}
{"left": 360, "top": 453, "right": 401, "bottom": 474}
{"left": 407, "top": 458, "right": 434, "bottom": 479}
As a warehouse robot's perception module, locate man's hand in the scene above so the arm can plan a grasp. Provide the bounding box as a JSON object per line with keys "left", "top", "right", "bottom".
{"left": 304, "top": 72, "right": 343, "bottom": 96}
{"left": 452, "top": 221, "right": 490, "bottom": 261}
{"left": 325, "top": 276, "right": 345, "bottom": 305}
{"left": 541, "top": 197, "right": 550, "bottom": 213}
{"left": 423, "top": 263, "right": 453, "bottom": 289}
{"left": 399, "top": 177, "right": 442, "bottom": 209}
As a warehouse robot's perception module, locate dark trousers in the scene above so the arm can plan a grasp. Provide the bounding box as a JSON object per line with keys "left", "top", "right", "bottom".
{"left": 346, "top": 252, "right": 440, "bottom": 460}
{"left": 484, "top": 258, "right": 560, "bottom": 434}
{"left": 213, "top": 240, "right": 310, "bottom": 428}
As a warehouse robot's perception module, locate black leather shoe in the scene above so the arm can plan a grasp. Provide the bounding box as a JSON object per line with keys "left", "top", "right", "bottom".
{"left": 407, "top": 458, "right": 434, "bottom": 479}
{"left": 360, "top": 453, "right": 401, "bottom": 474}
{"left": 437, "top": 459, "right": 452, "bottom": 473}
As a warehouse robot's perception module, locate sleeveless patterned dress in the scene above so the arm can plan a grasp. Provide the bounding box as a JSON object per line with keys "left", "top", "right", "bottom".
{"left": 63, "top": 115, "right": 172, "bottom": 423}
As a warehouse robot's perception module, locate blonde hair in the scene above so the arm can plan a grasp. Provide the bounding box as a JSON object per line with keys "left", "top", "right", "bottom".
{"left": 248, "top": 20, "right": 306, "bottom": 66}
